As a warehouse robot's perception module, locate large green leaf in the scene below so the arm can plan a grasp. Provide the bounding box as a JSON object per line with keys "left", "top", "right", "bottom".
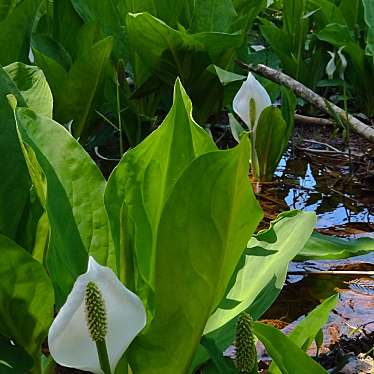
{"left": 0, "top": 336, "right": 34, "bottom": 373}
{"left": 105, "top": 79, "right": 217, "bottom": 300}
{"left": 296, "top": 232, "right": 374, "bottom": 260}
{"left": 190, "top": 211, "right": 315, "bottom": 371}
{"left": 363, "top": 0, "right": 374, "bottom": 56}
{"left": 339, "top": 0, "right": 362, "bottom": 30}
{"left": 51, "top": 0, "right": 83, "bottom": 59}
{"left": 15, "top": 107, "right": 115, "bottom": 304}
{"left": 0, "top": 0, "right": 24, "bottom": 21}
{"left": 71, "top": 0, "right": 127, "bottom": 59}
{"left": 307, "top": 0, "right": 346, "bottom": 30}
{"left": 128, "top": 135, "right": 262, "bottom": 374}
{"left": 0, "top": 67, "right": 29, "bottom": 240}
{"left": 0, "top": 234, "right": 54, "bottom": 367}
{"left": 4, "top": 62, "right": 53, "bottom": 118}
{"left": 287, "top": 294, "right": 338, "bottom": 348}
{"left": 126, "top": 12, "right": 242, "bottom": 87}
{"left": 32, "top": 34, "right": 70, "bottom": 95}
{"left": 190, "top": 0, "right": 237, "bottom": 33}
{"left": 254, "top": 106, "right": 288, "bottom": 181}
{"left": 126, "top": 11, "right": 242, "bottom": 121}
{"left": 317, "top": 23, "right": 354, "bottom": 46}
{"left": 269, "top": 294, "right": 338, "bottom": 374}
{"left": 260, "top": 22, "right": 296, "bottom": 78}
{"left": 252, "top": 322, "right": 327, "bottom": 374}
{"left": 232, "top": 0, "right": 267, "bottom": 33}
{"left": 54, "top": 37, "right": 113, "bottom": 138}
{"left": 0, "top": 63, "right": 51, "bottom": 241}
{"left": 0, "top": 0, "right": 41, "bottom": 65}
{"left": 204, "top": 211, "right": 316, "bottom": 335}
{"left": 123, "top": 0, "right": 186, "bottom": 27}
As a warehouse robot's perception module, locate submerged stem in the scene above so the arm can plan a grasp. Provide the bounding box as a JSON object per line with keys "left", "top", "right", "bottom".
{"left": 96, "top": 339, "right": 112, "bottom": 374}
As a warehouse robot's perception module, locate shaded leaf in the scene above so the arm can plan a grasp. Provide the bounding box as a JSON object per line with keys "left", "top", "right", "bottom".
{"left": 0, "top": 234, "right": 54, "bottom": 365}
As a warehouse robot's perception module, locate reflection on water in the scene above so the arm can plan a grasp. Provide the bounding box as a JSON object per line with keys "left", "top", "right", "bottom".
{"left": 274, "top": 153, "right": 374, "bottom": 230}
{"left": 263, "top": 152, "right": 374, "bottom": 340}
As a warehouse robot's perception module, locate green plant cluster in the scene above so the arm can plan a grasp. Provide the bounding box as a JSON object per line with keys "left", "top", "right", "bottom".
{"left": 0, "top": 1, "right": 373, "bottom": 373}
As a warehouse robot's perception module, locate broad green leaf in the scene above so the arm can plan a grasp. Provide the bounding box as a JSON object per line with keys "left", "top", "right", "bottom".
{"left": 126, "top": 12, "right": 242, "bottom": 87}
{"left": 71, "top": 0, "right": 127, "bottom": 59}
{"left": 15, "top": 107, "right": 115, "bottom": 304}
{"left": 207, "top": 65, "right": 245, "bottom": 107}
{"left": 0, "top": 0, "right": 24, "bottom": 21}
{"left": 0, "top": 0, "right": 41, "bottom": 65}
{"left": 208, "top": 65, "right": 245, "bottom": 85}
{"left": 128, "top": 136, "right": 262, "bottom": 373}
{"left": 51, "top": 0, "right": 83, "bottom": 59}
{"left": 260, "top": 23, "right": 296, "bottom": 77}
{"left": 232, "top": 0, "right": 267, "bottom": 33}
{"left": 192, "top": 211, "right": 315, "bottom": 371}
{"left": 123, "top": 0, "right": 186, "bottom": 27}
{"left": 282, "top": 0, "right": 309, "bottom": 57}
{"left": 204, "top": 211, "right": 316, "bottom": 335}
{"left": 269, "top": 294, "right": 338, "bottom": 374}
{"left": 200, "top": 337, "right": 237, "bottom": 374}
{"left": 254, "top": 106, "right": 288, "bottom": 181}
{"left": 54, "top": 37, "right": 113, "bottom": 138}
{"left": 0, "top": 67, "right": 29, "bottom": 240}
{"left": 0, "top": 63, "right": 51, "bottom": 241}
{"left": 32, "top": 35, "right": 69, "bottom": 95}
{"left": 296, "top": 232, "right": 374, "bottom": 260}
{"left": 32, "top": 34, "right": 73, "bottom": 72}
{"left": 288, "top": 294, "right": 338, "bottom": 348}
{"left": 283, "top": 0, "right": 305, "bottom": 37}
{"left": 363, "top": 0, "right": 374, "bottom": 56}
{"left": 317, "top": 23, "right": 354, "bottom": 46}
{"left": 229, "top": 113, "right": 245, "bottom": 143}
{"left": 4, "top": 62, "right": 53, "bottom": 118}
{"left": 105, "top": 79, "right": 217, "bottom": 300}
{"left": 0, "top": 336, "right": 34, "bottom": 373}
{"left": 0, "top": 234, "right": 54, "bottom": 366}
{"left": 252, "top": 322, "right": 327, "bottom": 374}
{"left": 280, "top": 87, "right": 297, "bottom": 148}
{"left": 339, "top": 0, "right": 361, "bottom": 30}
{"left": 191, "top": 0, "right": 238, "bottom": 33}
{"left": 308, "top": 0, "right": 347, "bottom": 28}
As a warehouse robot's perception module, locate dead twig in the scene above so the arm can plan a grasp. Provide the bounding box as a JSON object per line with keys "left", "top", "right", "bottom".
{"left": 236, "top": 61, "right": 374, "bottom": 143}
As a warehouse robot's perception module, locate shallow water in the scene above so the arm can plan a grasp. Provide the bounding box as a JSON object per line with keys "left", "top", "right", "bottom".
{"left": 275, "top": 153, "right": 374, "bottom": 231}
{"left": 260, "top": 150, "right": 374, "bottom": 350}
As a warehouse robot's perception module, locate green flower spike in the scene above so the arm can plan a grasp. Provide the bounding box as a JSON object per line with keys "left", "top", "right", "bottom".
{"left": 48, "top": 256, "right": 147, "bottom": 374}
{"left": 85, "top": 282, "right": 108, "bottom": 342}
{"left": 235, "top": 312, "right": 257, "bottom": 373}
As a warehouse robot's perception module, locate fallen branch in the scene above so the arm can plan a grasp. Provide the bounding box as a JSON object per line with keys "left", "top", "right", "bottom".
{"left": 236, "top": 61, "right": 374, "bottom": 143}
{"left": 295, "top": 114, "right": 334, "bottom": 127}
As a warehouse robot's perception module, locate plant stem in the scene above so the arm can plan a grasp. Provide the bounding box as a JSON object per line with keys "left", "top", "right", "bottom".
{"left": 343, "top": 82, "right": 353, "bottom": 177}
{"left": 96, "top": 339, "right": 112, "bottom": 374}
{"left": 116, "top": 80, "right": 124, "bottom": 157}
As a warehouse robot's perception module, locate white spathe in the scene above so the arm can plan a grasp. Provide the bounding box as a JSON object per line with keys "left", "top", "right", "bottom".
{"left": 48, "top": 257, "right": 146, "bottom": 373}
{"left": 233, "top": 72, "right": 271, "bottom": 129}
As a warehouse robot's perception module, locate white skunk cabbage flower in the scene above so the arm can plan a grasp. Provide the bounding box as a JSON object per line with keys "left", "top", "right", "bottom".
{"left": 48, "top": 256, "right": 146, "bottom": 373}
{"left": 233, "top": 72, "right": 271, "bottom": 129}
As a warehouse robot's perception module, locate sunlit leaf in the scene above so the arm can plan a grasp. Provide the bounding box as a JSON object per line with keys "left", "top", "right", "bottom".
{"left": 15, "top": 107, "right": 115, "bottom": 304}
